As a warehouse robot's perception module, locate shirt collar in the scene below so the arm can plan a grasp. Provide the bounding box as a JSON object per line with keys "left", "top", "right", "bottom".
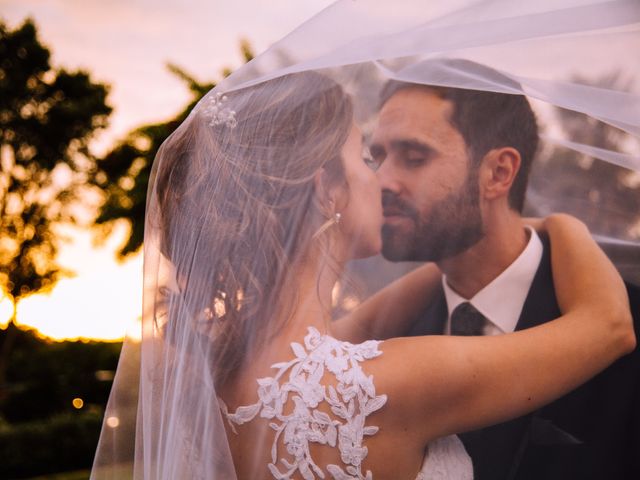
{"left": 442, "top": 227, "right": 543, "bottom": 334}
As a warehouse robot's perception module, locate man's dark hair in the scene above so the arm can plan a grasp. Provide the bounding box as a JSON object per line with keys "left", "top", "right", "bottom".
{"left": 380, "top": 78, "right": 539, "bottom": 212}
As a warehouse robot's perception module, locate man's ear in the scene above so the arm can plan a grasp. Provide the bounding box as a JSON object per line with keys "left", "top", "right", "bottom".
{"left": 479, "top": 147, "right": 521, "bottom": 201}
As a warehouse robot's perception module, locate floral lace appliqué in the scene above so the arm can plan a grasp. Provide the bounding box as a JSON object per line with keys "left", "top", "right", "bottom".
{"left": 220, "top": 327, "right": 387, "bottom": 480}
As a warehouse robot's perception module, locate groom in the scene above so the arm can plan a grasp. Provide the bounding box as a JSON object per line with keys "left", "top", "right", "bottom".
{"left": 370, "top": 80, "right": 640, "bottom": 480}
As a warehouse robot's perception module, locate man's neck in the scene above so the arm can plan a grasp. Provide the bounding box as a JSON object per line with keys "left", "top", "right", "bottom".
{"left": 438, "top": 212, "right": 528, "bottom": 299}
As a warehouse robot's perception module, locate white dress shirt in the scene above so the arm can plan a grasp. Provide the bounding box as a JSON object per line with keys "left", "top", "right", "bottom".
{"left": 442, "top": 227, "right": 544, "bottom": 336}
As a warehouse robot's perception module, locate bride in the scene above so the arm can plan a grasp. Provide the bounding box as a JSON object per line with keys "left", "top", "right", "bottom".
{"left": 91, "top": 70, "right": 634, "bottom": 480}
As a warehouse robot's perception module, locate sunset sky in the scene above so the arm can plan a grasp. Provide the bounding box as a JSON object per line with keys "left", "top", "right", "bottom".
{"left": 1, "top": 0, "right": 638, "bottom": 341}
{"left": 0, "top": 0, "right": 335, "bottom": 341}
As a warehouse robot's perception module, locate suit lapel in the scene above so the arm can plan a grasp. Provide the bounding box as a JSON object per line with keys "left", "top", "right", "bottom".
{"left": 515, "top": 233, "right": 560, "bottom": 331}
{"left": 505, "top": 234, "right": 561, "bottom": 480}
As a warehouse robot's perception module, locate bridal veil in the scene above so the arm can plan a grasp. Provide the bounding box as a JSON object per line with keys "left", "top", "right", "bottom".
{"left": 91, "top": 1, "right": 640, "bottom": 478}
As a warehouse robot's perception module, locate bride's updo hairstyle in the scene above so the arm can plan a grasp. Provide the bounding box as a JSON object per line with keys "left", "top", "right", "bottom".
{"left": 153, "top": 72, "right": 354, "bottom": 385}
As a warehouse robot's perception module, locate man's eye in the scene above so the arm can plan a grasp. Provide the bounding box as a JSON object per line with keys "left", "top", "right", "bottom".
{"left": 406, "top": 157, "right": 425, "bottom": 166}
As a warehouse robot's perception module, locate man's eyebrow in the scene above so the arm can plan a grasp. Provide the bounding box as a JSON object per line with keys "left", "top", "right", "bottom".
{"left": 390, "top": 139, "right": 434, "bottom": 155}
{"left": 368, "top": 138, "right": 436, "bottom": 158}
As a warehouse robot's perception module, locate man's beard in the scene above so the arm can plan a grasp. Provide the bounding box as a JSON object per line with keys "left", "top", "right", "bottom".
{"left": 381, "top": 171, "right": 484, "bottom": 262}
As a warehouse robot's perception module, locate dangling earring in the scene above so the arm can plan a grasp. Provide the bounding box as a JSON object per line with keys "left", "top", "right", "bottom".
{"left": 312, "top": 212, "right": 342, "bottom": 240}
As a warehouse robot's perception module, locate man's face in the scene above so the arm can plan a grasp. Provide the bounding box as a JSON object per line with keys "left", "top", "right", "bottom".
{"left": 370, "top": 87, "right": 484, "bottom": 262}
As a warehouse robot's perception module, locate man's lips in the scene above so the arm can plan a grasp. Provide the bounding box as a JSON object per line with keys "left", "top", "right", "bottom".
{"left": 383, "top": 209, "right": 414, "bottom": 227}
{"left": 383, "top": 208, "right": 411, "bottom": 218}
{"left": 382, "top": 195, "right": 417, "bottom": 222}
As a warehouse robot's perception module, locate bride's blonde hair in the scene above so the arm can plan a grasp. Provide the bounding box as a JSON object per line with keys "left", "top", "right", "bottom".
{"left": 154, "top": 72, "right": 353, "bottom": 385}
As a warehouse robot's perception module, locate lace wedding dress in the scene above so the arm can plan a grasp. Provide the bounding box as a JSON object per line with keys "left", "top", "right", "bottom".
{"left": 221, "top": 327, "right": 473, "bottom": 479}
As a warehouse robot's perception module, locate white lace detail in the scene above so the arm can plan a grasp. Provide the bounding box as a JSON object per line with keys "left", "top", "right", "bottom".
{"left": 221, "top": 327, "right": 387, "bottom": 480}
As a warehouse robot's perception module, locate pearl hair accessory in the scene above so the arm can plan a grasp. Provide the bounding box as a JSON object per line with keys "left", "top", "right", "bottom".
{"left": 203, "top": 92, "right": 237, "bottom": 129}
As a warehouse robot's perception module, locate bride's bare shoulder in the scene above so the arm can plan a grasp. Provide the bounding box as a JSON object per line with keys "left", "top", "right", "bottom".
{"left": 362, "top": 335, "right": 472, "bottom": 442}
{"left": 363, "top": 337, "right": 443, "bottom": 405}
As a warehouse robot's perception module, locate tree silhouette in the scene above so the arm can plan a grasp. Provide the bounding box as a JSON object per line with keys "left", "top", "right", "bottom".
{"left": 0, "top": 18, "right": 111, "bottom": 389}
{"left": 92, "top": 40, "right": 254, "bottom": 257}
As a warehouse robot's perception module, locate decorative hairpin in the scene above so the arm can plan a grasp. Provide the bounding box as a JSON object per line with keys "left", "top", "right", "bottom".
{"left": 203, "top": 92, "right": 237, "bottom": 129}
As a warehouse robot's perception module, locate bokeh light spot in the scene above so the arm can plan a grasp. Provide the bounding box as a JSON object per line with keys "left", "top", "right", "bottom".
{"left": 106, "top": 416, "right": 120, "bottom": 428}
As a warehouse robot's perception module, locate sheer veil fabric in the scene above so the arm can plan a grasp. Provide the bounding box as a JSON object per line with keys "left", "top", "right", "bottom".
{"left": 91, "top": 1, "right": 640, "bottom": 478}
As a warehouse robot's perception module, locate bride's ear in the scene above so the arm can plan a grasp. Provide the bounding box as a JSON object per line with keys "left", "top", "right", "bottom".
{"left": 313, "top": 168, "right": 337, "bottom": 218}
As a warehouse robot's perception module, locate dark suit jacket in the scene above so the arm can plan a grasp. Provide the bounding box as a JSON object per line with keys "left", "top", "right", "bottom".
{"left": 409, "top": 238, "right": 640, "bottom": 480}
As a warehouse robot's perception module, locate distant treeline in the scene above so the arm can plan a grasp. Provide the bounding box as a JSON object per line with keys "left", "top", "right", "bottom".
{"left": 0, "top": 323, "right": 121, "bottom": 478}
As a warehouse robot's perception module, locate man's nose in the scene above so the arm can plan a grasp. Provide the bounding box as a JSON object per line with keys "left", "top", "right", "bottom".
{"left": 376, "top": 160, "right": 403, "bottom": 195}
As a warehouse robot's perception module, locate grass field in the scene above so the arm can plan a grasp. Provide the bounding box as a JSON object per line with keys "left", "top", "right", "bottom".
{"left": 26, "top": 471, "right": 90, "bottom": 480}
